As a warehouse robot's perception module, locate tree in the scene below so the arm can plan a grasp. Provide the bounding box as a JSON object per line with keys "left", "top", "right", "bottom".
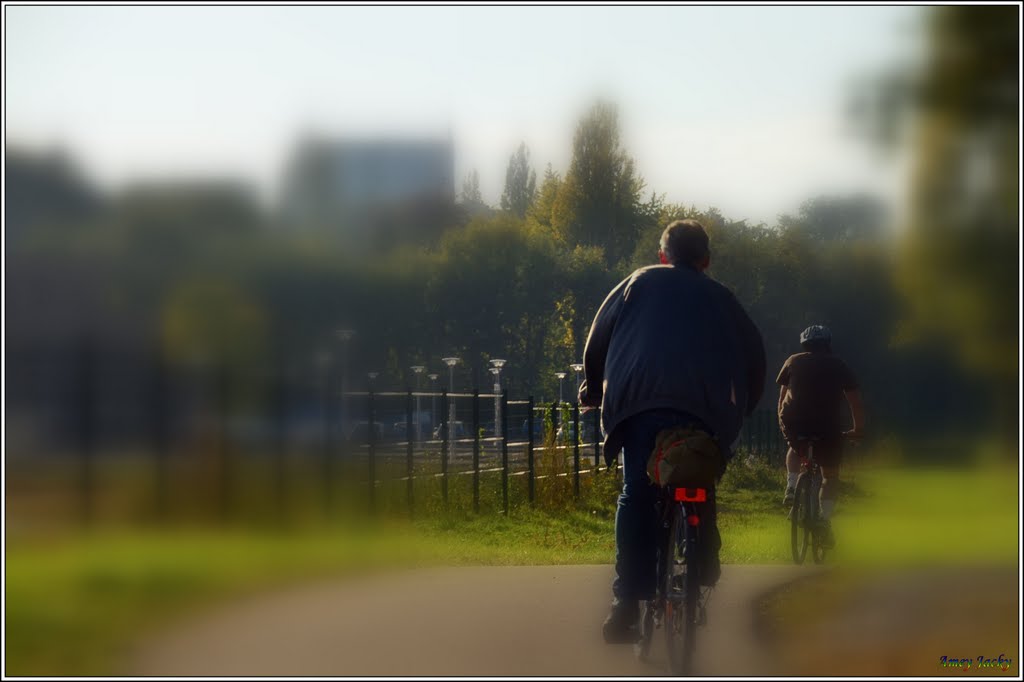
{"left": 552, "top": 100, "right": 653, "bottom": 268}
{"left": 855, "top": 6, "right": 1018, "bottom": 446}
{"left": 500, "top": 142, "right": 537, "bottom": 219}
{"left": 777, "top": 194, "right": 889, "bottom": 244}
{"left": 526, "top": 164, "right": 564, "bottom": 244}
{"left": 460, "top": 169, "right": 483, "bottom": 205}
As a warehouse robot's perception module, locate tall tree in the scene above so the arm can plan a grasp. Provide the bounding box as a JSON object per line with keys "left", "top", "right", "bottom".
{"left": 552, "top": 100, "right": 652, "bottom": 268}
{"left": 526, "top": 164, "right": 562, "bottom": 242}
{"left": 500, "top": 142, "right": 537, "bottom": 219}
{"left": 460, "top": 169, "right": 483, "bottom": 205}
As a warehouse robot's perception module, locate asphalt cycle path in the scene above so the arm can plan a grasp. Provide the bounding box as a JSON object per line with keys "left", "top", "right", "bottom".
{"left": 122, "top": 563, "right": 820, "bottom": 676}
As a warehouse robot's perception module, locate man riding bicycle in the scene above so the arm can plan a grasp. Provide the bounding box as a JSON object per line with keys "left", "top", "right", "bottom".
{"left": 578, "top": 219, "right": 766, "bottom": 644}
{"left": 777, "top": 325, "right": 865, "bottom": 549}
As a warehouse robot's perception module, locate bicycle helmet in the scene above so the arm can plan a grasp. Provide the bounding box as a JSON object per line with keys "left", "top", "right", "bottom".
{"left": 799, "top": 325, "right": 832, "bottom": 347}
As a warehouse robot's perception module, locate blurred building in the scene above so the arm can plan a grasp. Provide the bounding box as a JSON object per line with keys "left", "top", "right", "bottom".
{"left": 278, "top": 135, "right": 457, "bottom": 244}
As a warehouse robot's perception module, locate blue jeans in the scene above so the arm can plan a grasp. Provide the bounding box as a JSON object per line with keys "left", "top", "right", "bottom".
{"left": 613, "top": 409, "right": 721, "bottom": 602}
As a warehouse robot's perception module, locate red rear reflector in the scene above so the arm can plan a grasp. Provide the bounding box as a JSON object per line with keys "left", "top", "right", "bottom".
{"left": 674, "top": 487, "right": 707, "bottom": 502}
{"left": 687, "top": 514, "right": 700, "bottom": 526}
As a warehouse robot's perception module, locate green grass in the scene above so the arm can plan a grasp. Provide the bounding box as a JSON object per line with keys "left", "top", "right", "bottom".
{"left": 5, "top": 454, "right": 1018, "bottom": 675}
{"left": 720, "top": 457, "right": 1019, "bottom": 567}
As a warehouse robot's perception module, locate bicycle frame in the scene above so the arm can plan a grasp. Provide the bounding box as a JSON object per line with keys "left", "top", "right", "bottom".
{"left": 636, "top": 485, "right": 712, "bottom": 674}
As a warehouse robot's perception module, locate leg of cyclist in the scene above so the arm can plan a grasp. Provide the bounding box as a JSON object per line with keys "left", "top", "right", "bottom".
{"left": 783, "top": 446, "right": 800, "bottom": 506}
{"left": 604, "top": 409, "right": 697, "bottom": 643}
{"left": 816, "top": 441, "right": 842, "bottom": 548}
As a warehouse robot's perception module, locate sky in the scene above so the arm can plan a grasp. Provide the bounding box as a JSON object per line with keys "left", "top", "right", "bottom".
{"left": 5, "top": 4, "right": 925, "bottom": 226}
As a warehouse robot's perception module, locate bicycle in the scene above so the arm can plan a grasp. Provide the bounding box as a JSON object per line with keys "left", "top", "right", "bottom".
{"left": 634, "top": 484, "right": 714, "bottom": 675}
{"left": 789, "top": 435, "right": 829, "bottom": 565}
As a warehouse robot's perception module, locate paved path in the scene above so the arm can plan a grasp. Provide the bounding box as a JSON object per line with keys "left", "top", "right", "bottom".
{"left": 121, "top": 563, "right": 821, "bottom": 677}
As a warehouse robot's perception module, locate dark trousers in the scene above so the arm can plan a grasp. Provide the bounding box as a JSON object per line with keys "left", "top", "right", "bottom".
{"left": 613, "top": 409, "right": 721, "bottom": 602}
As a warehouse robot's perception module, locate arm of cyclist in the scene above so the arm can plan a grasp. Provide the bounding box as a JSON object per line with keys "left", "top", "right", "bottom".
{"left": 843, "top": 388, "right": 865, "bottom": 440}
{"left": 579, "top": 278, "right": 627, "bottom": 409}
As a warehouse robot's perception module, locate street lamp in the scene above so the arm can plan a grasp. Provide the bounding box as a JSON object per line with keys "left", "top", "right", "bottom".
{"left": 570, "top": 363, "right": 584, "bottom": 403}
{"left": 442, "top": 357, "right": 461, "bottom": 458}
{"left": 555, "top": 372, "right": 567, "bottom": 405}
{"left": 489, "top": 359, "right": 506, "bottom": 440}
{"left": 411, "top": 365, "right": 426, "bottom": 443}
{"left": 485, "top": 358, "right": 505, "bottom": 438}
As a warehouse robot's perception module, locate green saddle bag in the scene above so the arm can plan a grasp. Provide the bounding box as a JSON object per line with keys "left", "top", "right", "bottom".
{"left": 646, "top": 424, "right": 724, "bottom": 488}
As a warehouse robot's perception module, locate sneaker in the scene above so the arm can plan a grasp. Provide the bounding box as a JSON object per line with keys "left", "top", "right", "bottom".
{"left": 783, "top": 486, "right": 796, "bottom": 507}
{"left": 602, "top": 598, "right": 641, "bottom": 644}
{"left": 819, "top": 520, "right": 836, "bottom": 549}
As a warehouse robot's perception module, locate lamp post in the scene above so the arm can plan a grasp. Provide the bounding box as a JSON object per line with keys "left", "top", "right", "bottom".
{"left": 489, "top": 359, "right": 506, "bottom": 440}
{"left": 555, "top": 372, "right": 567, "bottom": 405}
{"left": 411, "top": 365, "right": 426, "bottom": 443}
{"left": 442, "top": 357, "right": 461, "bottom": 459}
{"left": 570, "top": 363, "right": 584, "bottom": 403}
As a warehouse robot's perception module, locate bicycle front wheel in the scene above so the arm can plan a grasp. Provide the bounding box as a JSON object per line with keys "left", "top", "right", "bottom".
{"left": 664, "top": 503, "right": 699, "bottom": 675}
{"left": 790, "top": 473, "right": 812, "bottom": 565}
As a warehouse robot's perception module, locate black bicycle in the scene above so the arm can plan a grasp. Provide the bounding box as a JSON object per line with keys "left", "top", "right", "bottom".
{"left": 634, "top": 485, "right": 714, "bottom": 675}
{"left": 790, "top": 435, "right": 826, "bottom": 565}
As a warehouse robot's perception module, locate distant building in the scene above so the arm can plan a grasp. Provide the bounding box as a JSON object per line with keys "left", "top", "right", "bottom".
{"left": 279, "top": 135, "right": 456, "bottom": 237}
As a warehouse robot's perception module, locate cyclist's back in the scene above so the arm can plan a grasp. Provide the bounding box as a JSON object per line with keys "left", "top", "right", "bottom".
{"left": 776, "top": 325, "right": 865, "bottom": 550}
{"left": 777, "top": 350, "right": 858, "bottom": 442}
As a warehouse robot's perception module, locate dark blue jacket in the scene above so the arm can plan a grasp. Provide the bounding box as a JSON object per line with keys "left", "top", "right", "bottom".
{"left": 578, "top": 264, "right": 766, "bottom": 465}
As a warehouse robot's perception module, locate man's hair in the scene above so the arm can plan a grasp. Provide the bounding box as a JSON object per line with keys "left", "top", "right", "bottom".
{"left": 660, "top": 219, "right": 710, "bottom": 267}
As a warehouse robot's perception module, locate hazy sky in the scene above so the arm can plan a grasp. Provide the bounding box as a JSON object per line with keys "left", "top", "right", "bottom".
{"left": 5, "top": 4, "right": 924, "bottom": 225}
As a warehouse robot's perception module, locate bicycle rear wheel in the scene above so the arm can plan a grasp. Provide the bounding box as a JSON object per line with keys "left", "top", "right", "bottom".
{"left": 664, "top": 503, "right": 699, "bottom": 675}
{"left": 790, "top": 473, "right": 812, "bottom": 565}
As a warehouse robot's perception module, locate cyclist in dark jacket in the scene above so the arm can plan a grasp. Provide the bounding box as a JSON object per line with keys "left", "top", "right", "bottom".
{"left": 579, "top": 219, "right": 766, "bottom": 644}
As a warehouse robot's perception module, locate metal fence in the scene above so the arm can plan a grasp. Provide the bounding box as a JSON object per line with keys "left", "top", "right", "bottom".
{"left": 5, "top": 342, "right": 788, "bottom": 529}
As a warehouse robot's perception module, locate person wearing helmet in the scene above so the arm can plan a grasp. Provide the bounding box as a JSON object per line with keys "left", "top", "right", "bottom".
{"left": 776, "top": 325, "right": 865, "bottom": 549}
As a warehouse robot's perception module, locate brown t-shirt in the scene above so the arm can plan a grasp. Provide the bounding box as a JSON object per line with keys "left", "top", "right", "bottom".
{"left": 776, "top": 351, "right": 859, "bottom": 438}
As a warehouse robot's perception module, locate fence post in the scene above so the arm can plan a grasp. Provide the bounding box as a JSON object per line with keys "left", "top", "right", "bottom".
{"left": 759, "top": 410, "right": 766, "bottom": 459}
{"left": 406, "top": 390, "right": 414, "bottom": 517}
{"left": 550, "top": 401, "right": 558, "bottom": 440}
{"left": 367, "top": 386, "right": 376, "bottom": 515}
{"left": 216, "top": 361, "right": 231, "bottom": 523}
{"left": 74, "top": 337, "right": 96, "bottom": 527}
{"left": 501, "top": 390, "right": 509, "bottom": 516}
{"left": 472, "top": 389, "right": 480, "bottom": 514}
{"left": 322, "top": 363, "right": 335, "bottom": 519}
{"left": 527, "top": 396, "right": 535, "bottom": 505}
{"left": 272, "top": 358, "right": 287, "bottom": 525}
{"left": 150, "top": 349, "right": 169, "bottom": 522}
{"left": 441, "top": 389, "right": 449, "bottom": 509}
{"left": 592, "top": 407, "right": 600, "bottom": 471}
{"left": 745, "top": 415, "right": 752, "bottom": 456}
{"left": 573, "top": 401, "right": 580, "bottom": 499}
